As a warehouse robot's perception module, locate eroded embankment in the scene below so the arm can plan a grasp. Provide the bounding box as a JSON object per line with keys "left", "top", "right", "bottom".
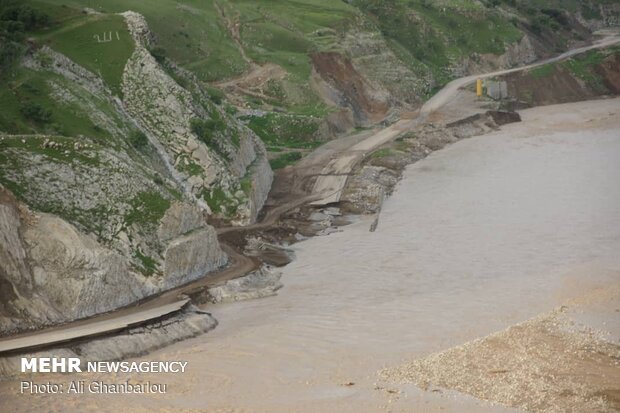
{"left": 498, "top": 47, "right": 620, "bottom": 106}
{"left": 340, "top": 111, "right": 521, "bottom": 216}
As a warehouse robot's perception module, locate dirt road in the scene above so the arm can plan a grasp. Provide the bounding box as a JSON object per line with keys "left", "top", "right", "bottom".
{"left": 310, "top": 32, "right": 620, "bottom": 206}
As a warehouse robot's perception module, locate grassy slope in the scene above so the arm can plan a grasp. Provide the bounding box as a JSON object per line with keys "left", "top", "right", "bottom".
{"left": 0, "top": 1, "right": 133, "bottom": 136}
{"left": 232, "top": 0, "right": 355, "bottom": 78}
{"left": 525, "top": 47, "right": 618, "bottom": 90}
{"left": 35, "top": 0, "right": 248, "bottom": 82}
{"left": 353, "top": 0, "right": 522, "bottom": 87}
{"left": 39, "top": 13, "right": 134, "bottom": 95}
{"left": 17, "top": 0, "right": 617, "bottom": 162}
{"left": 0, "top": 67, "right": 124, "bottom": 141}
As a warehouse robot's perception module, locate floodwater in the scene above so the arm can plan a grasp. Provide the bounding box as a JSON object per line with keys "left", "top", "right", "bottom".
{"left": 5, "top": 98, "right": 620, "bottom": 412}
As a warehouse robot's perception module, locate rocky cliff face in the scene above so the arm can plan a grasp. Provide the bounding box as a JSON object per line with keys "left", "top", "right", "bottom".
{"left": 0, "top": 189, "right": 56, "bottom": 332}
{"left": 122, "top": 12, "right": 272, "bottom": 225}
{"left": 0, "top": 184, "right": 228, "bottom": 334}
{"left": 0, "top": 11, "right": 273, "bottom": 334}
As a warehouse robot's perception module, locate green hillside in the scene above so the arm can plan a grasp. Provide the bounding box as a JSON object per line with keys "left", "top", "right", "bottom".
{"left": 40, "top": 13, "right": 134, "bottom": 95}
{"left": 1, "top": 0, "right": 618, "bottom": 159}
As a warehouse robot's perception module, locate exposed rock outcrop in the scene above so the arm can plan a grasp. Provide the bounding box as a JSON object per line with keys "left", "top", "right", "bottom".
{"left": 0, "top": 186, "right": 226, "bottom": 334}
{"left": 121, "top": 11, "right": 272, "bottom": 224}
{"left": 157, "top": 202, "right": 204, "bottom": 242}
{"left": 163, "top": 228, "right": 226, "bottom": 289}
{"left": 207, "top": 266, "right": 283, "bottom": 304}
{"left": 0, "top": 189, "right": 58, "bottom": 332}
{"left": 24, "top": 213, "right": 150, "bottom": 319}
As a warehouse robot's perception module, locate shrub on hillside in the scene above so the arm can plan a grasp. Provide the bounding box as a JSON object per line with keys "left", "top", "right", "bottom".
{"left": 20, "top": 101, "right": 51, "bottom": 123}
{"left": 206, "top": 87, "right": 224, "bottom": 105}
{"left": 128, "top": 130, "right": 148, "bottom": 149}
{"left": 190, "top": 117, "right": 225, "bottom": 145}
{"left": 0, "top": 2, "right": 50, "bottom": 71}
{"left": 149, "top": 46, "right": 167, "bottom": 64}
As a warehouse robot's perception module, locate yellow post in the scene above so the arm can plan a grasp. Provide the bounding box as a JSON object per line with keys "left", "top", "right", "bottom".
{"left": 476, "top": 79, "right": 482, "bottom": 97}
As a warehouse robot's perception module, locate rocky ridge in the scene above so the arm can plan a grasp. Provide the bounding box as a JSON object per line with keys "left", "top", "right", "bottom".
{"left": 121, "top": 11, "right": 272, "bottom": 224}
{"left": 0, "top": 10, "right": 275, "bottom": 334}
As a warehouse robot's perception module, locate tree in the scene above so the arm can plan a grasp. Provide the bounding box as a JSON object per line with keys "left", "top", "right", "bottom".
{"left": 20, "top": 101, "right": 51, "bottom": 123}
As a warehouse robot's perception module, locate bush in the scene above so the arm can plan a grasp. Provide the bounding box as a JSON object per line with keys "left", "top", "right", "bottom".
{"left": 1, "top": 4, "right": 50, "bottom": 30}
{"left": 190, "top": 117, "right": 225, "bottom": 146}
{"left": 149, "top": 46, "right": 167, "bottom": 64}
{"left": 0, "top": 38, "right": 22, "bottom": 71}
{"left": 206, "top": 86, "right": 224, "bottom": 105}
{"left": 128, "top": 130, "right": 148, "bottom": 149}
{"left": 0, "top": 2, "right": 50, "bottom": 71}
{"left": 190, "top": 118, "right": 214, "bottom": 145}
{"left": 225, "top": 104, "right": 238, "bottom": 115}
{"left": 134, "top": 249, "right": 158, "bottom": 276}
{"left": 20, "top": 101, "right": 51, "bottom": 123}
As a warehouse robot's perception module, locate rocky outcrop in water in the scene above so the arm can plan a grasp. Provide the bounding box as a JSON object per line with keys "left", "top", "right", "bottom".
{"left": 207, "top": 266, "right": 283, "bottom": 304}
